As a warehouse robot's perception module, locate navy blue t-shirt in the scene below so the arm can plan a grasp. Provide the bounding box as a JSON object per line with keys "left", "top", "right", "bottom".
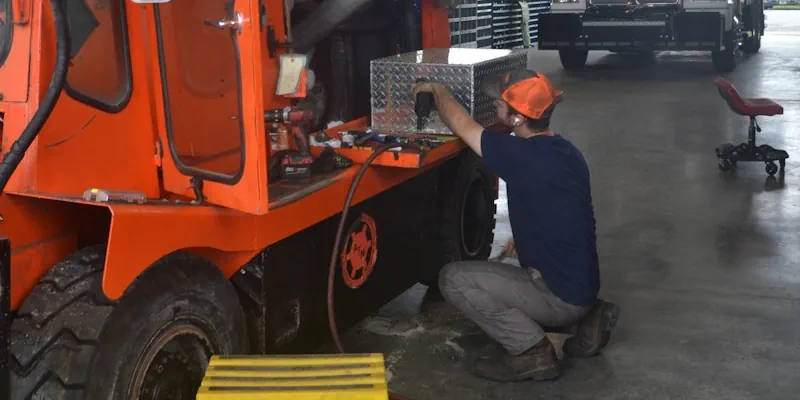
{"left": 481, "top": 130, "right": 599, "bottom": 306}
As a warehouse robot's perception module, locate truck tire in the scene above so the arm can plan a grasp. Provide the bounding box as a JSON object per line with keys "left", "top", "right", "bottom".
{"left": 10, "top": 246, "right": 248, "bottom": 400}
{"left": 712, "top": 35, "right": 737, "bottom": 73}
{"left": 741, "top": 30, "right": 761, "bottom": 54}
{"left": 559, "top": 49, "right": 588, "bottom": 70}
{"left": 741, "top": 5, "right": 762, "bottom": 53}
{"left": 422, "top": 150, "right": 498, "bottom": 286}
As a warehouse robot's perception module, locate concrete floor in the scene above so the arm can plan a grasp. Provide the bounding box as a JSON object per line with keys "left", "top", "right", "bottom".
{"left": 337, "top": 10, "right": 800, "bottom": 400}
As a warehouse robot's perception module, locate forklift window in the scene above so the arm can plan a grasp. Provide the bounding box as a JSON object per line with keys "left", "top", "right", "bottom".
{"left": 0, "top": 0, "right": 10, "bottom": 67}
{"left": 64, "top": 0, "right": 132, "bottom": 112}
{"left": 154, "top": 0, "right": 245, "bottom": 182}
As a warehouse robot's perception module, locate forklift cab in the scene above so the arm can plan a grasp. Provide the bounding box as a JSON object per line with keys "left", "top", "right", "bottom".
{"left": 0, "top": 0, "right": 460, "bottom": 215}
{"left": 1, "top": 0, "right": 278, "bottom": 213}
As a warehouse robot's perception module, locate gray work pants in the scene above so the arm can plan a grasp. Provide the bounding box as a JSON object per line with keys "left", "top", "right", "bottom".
{"left": 439, "top": 260, "right": 590, "bottom": 356}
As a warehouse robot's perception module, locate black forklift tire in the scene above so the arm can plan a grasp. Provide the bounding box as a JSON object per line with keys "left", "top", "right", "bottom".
{"left": 422, "top": 150, "right": 497, "bottom": 286}
{"left": 712, "top": 34, "right": 737, "bottom": 73}
{"left": 10, "top": 246, "right": 248, "bottom": 400}
{"left": 741, "top": 5, "right": 763, "bottom": 54}
{"left": 559, "top": 49, "right": 589, "bottom": 70}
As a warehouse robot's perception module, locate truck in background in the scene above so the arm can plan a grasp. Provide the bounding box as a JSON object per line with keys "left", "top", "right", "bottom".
{"left": 537, "top": 0, "right": 765, "bottom": 72}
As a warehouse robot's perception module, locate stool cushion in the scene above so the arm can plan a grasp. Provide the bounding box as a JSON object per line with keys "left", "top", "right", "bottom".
{"left": 714, "top": 77, "right": 784, "bottom": 117}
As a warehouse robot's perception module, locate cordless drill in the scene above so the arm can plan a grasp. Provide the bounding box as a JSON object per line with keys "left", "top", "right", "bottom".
{"left": 265, "top": 107, "right": 315, "bottom": 180}
{"left": 414, "top": 78, "right": 435, "bottom": 132}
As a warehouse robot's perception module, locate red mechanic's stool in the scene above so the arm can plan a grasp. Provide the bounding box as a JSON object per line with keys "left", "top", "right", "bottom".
{"left": 714, "top": 77, "right": 789, "bottom": 176}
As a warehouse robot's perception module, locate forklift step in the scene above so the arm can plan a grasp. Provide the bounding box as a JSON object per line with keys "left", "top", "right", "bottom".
{"left": 196, "top": 353, "right": 389, "bottom": 400}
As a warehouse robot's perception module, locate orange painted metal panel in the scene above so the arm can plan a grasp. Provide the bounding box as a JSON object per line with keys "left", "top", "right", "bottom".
{"left": 311, "top": 139, "right": 465, "bottom": 169}
{"left": 308, "top": 117, "right": 466, "bottom": 169}
{"left": 99, "top": 146, "right": 456, "bottom": 300}
{"left": 0, "top": 195, "right": 78, "bottom": 309}
{"left": 421, "top": 0, "right": 452, "bottom": 49}
{"left": 12, "top": 0, "right": 32, "bottom": 24}
{"left": 103, "top": 202, "right": 259, "bottom": 299}
{"left": 153, "top": 0, "right": 269, "bottom": 214}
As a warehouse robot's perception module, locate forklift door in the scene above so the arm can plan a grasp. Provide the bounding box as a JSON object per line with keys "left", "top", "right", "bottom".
{"left": 154, "top": 0, "right": 268, "bottom": 214}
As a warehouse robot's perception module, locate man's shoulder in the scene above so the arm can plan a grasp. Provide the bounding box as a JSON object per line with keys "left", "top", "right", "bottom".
{"left": 482, "top": 130, "right": 540, "bottom": 156}
{"left": 544, "top": 134, "right": 578, "bottom": 149}
{"left": 549, "top": 135, "right": 588, "bottom": 164}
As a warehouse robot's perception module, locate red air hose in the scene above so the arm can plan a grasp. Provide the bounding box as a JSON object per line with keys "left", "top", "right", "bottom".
{"left": 327, "top": 142, "right": 418, "bottom": 400}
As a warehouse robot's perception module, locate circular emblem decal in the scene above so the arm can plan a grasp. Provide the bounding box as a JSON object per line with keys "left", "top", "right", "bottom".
{"left": 341, "top": 213, "right": 378, "bottom": 289}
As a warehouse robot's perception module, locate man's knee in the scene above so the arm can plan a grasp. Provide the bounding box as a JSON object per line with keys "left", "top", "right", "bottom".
{"left": 438, "top": 262, "right": 458, "bottom": 295}
{"left": 438, "top": 261, "right": 487, "bottom": 298}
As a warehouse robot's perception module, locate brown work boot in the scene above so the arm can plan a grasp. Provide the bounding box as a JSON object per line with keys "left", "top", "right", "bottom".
{"left": 563, "top": 299, "right": 621, "bottom": 358}
{"left": 472, "top": 337, "right": 561, "bottom": 382}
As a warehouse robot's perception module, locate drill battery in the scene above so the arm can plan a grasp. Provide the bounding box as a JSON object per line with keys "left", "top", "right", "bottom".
{"left": 281, "top": 153, "right": 314, "bottom": 180}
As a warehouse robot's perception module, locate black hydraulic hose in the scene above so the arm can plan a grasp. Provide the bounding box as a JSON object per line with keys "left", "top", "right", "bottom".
{"left": 326, "top": 142, "right": 419, "bottom": 400}
{"left": 0, "top": 0, "right": 70, "bottom": 193}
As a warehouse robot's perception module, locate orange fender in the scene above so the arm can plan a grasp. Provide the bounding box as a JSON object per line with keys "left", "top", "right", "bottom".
{"left": 102, "top": 203, "right": 261, "bottom": 300}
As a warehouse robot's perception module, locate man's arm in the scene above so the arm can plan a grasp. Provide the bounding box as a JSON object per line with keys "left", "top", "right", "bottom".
{"left": 413, "top": 83, "right": 485, "bottom": 156}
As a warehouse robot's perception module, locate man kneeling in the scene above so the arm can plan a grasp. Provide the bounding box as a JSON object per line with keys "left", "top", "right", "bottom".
{"left": 413, "top": 69, "right": 620, "bottom": 382}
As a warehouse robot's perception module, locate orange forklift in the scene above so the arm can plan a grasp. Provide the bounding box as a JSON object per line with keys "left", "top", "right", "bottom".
{"left": 0, "top": 0, "right": 511, "bottom": 398}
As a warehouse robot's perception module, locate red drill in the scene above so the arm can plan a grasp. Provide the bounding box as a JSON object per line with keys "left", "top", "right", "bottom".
{"left": 265, "top": 107, "right": 315, "bottom": 180}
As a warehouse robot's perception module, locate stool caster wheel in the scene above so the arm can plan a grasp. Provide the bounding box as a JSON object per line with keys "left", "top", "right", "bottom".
{"left": 766, "top": 162, "right": 778, "bottom": 176}
{"left": 719, "top": 158, "right": 734, "bottom": 172}
{"left": 716, "top": 143, "right": 735, "bottom": 157}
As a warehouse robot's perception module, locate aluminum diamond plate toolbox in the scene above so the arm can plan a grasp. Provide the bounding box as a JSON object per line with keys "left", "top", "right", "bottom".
{"left": 370, "top": 48, "right": 527, "bottom": 135}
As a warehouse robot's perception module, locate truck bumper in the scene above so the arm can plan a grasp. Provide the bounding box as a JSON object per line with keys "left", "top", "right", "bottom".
{"left": 538, "top": 11, "right": 725, "bottom": 51}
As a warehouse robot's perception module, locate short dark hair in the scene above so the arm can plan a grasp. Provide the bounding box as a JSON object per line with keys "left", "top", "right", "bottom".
{"left": 509, "top": 104, "right": 555, "bottom": 131}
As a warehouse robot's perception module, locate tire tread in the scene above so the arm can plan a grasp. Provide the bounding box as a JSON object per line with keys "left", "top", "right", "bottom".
{"left": 11, "top": 245, "right": 112, "bottom": 400}
{"left": 436, "top": 151, "right": 497, "bottom": 266}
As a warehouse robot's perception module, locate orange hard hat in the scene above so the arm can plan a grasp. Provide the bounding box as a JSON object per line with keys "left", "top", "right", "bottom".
{"left": 481, "top": 69, "right": 563, "bottom": 120}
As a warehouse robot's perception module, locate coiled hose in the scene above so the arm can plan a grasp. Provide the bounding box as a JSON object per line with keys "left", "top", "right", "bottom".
{"left": 0, "top": 0, "right": 70, "bottom": 193}
{"left": 327, "top": 142, "right": 419, "bottom": 400}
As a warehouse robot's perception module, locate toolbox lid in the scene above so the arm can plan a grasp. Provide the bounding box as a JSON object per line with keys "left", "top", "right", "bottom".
{"left": 371, "top": 48, "right": 520, "bottom": 66}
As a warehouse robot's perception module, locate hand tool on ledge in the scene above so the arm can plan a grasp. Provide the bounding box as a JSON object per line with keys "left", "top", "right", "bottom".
{"left": 414, "top": 78, "right": 436, "bottom": 132}
{"left": 265, "top": 107, "right": 315, "bottom": 180}
{"left": 353, "top": 130, "right": 379, "bottom": 146}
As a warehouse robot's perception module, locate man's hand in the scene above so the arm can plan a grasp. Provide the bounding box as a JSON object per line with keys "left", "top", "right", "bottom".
{"left": 410, "top": 81, "right": 484, "bottom": 156}
{"left": 499, "top": 238, "right": 517, "bottom": 259}
{"left": 411, "top": 81, "right": 445, "bottom": 98}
